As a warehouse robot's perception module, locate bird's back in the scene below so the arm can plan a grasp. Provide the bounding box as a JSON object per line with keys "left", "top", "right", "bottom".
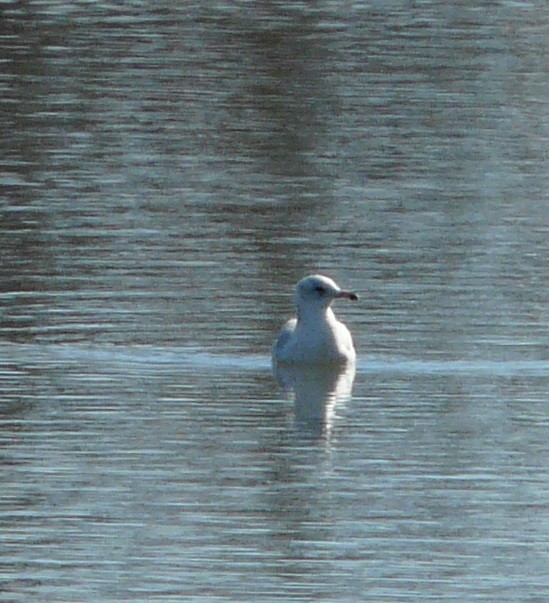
{"left": 272, "top": 318, "right": 297, "bottom": 360}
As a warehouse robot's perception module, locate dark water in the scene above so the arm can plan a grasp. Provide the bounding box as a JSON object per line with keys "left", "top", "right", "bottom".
{"left": 1, "top": 2, "right": 547, "bottom": 601}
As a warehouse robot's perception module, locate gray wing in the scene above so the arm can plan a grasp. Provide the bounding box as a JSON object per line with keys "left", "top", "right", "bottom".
{"left": 272, "top": 318, "right": 297, "bottom": 359}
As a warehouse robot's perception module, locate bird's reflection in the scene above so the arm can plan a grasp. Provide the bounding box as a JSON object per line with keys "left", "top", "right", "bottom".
{"left": 273, "top": 362, "right": 356, "bottom": 439}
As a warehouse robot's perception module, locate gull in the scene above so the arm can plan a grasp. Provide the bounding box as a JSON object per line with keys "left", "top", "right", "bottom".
{"left": 272, "top": 274, "right": 358, "bottom": 364}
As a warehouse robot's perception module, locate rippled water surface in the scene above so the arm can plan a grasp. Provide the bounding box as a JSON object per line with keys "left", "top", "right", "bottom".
{"left": 1, "top": 2, "right": 547, "bottom": 601}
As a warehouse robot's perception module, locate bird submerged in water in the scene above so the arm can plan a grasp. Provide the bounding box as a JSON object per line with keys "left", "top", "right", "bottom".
{"left": 272, "top": 274, "right": 358, "bottom": 364}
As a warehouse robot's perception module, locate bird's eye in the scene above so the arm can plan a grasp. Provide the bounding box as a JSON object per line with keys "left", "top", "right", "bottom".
{"left": 315, "top": 286, "right": 325, "bottom": 295}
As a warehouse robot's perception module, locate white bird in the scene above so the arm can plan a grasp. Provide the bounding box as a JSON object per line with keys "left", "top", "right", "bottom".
{"left": 272, "top": 274, "right": 358, "bottom": 364}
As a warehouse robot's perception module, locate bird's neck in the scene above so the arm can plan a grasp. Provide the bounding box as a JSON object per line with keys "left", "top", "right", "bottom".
{"left": 297, "top": 305, "right": 336, "bottom": 326}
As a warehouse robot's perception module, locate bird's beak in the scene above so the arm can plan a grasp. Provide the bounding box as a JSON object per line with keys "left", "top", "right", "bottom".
{"left": 339, "top": 290, "right": 358, "bottom": 301}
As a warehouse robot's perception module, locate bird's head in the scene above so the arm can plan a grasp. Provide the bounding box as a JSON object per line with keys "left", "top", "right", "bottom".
{"left": 295, "top": 274, "right": 358, "bottom": 313}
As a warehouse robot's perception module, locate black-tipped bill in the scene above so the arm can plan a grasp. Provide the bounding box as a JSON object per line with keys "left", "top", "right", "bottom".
{"left": 340, "top": 291, "right": 358, "bottom": 301}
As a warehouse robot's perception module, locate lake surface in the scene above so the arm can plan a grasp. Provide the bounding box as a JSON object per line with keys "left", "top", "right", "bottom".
{"left": 1, "top": 2, "right": 547, "bottom": 602}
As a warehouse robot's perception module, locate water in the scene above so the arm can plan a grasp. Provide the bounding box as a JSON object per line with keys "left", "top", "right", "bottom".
{"left": 1, "top": 2, "right": 547, "bottom": 601}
